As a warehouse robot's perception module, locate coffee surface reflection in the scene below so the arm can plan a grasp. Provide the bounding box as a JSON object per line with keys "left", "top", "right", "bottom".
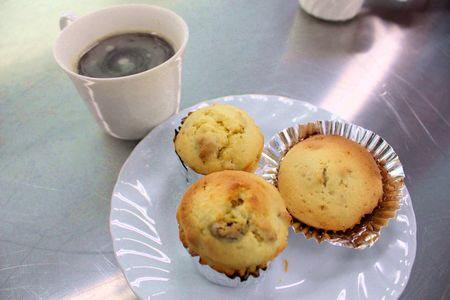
{"left": 77, "top": 32, "right": 175, "bottom": 78}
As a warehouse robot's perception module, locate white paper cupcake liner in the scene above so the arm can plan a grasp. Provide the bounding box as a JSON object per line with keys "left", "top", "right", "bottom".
{"left": 258, "top": 120, "right": 405, "bottom": 249}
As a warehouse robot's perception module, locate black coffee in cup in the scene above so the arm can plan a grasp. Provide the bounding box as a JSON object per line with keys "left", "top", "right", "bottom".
{"left": 77, "top": 32, "right": 175, "bottom": 78}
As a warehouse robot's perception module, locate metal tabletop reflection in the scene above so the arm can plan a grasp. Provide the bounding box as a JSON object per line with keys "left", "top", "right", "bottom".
{"left": 0, "top": 0, "right": 448, "bottom": 299}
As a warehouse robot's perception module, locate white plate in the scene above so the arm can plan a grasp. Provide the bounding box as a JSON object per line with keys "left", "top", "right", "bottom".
{"left": 110, "top": 94, "right": 417, "bottom": 299}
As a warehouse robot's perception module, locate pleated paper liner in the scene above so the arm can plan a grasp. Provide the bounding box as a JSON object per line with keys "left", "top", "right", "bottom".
{"left": 258, "top": 120, "right": 405, "bottom": 249}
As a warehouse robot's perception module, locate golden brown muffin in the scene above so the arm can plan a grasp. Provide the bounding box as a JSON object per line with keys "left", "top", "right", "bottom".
{"left": 278, "top": 135, "right": 383, "bottom": 232}
{"left": 177, "top": 170, "right": 291, "bottom": 278}
{"left": 174, "top": 104, "right": 264, "bottom": 175}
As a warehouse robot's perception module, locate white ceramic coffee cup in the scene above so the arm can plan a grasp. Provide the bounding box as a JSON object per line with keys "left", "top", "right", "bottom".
{"left": 53, "top": 5, "right": 189, "bottom": 140}
{"left": 299, "top": 0, "right": 364, "bottom": 21}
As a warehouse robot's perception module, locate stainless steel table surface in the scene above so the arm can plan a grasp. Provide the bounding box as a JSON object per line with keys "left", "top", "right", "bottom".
{"left": 0, "top": 0, "right": 449, "bottom": 299}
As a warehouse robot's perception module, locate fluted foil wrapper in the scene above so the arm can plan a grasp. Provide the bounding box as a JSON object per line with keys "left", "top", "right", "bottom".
{"left": 192, "top": 256, "right": 267, "bottom": 287}
{"left": 173, "top": 112, "right": 203, "bottom": 183}
{"left": 258, "top": 120, "right": 405, "bottom": 249}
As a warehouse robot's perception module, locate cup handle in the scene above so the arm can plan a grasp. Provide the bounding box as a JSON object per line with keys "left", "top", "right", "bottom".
{"left": 59, "top": 12, "right": 78, "bottom": 30}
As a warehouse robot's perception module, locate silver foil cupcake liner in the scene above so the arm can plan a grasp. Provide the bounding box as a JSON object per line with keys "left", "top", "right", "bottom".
{"left": 258, "top": 120, "right": 405, "bottom": 249}
{"left": 173, "top": 112, "right": 203, "bottom": 183}
{"left": 192, "top": 256, "right": 267, "bottom": 288}
{"left": 177, "top": 160, "right": 202, "bottom": 184}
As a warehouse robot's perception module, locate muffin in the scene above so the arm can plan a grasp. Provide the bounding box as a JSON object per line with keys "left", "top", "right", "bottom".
{"left": 174, "top": 104, "right": 264, "bottom": 175}
{"left": 177, "top": 170, "right": 291, "bottom": 280}
{"left": 278, "top": 135, "right": 383, "bottom": 232}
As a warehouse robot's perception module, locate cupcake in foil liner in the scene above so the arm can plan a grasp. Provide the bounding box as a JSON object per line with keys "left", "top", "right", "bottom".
{"left": 192, "top": 256, "right": 268, "bottom": 288}
{"left": 258, "top": 120, "right": 405, "bottom": 249}
{"left": 173, "top": 103, "right": 264, "bottom": 182}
